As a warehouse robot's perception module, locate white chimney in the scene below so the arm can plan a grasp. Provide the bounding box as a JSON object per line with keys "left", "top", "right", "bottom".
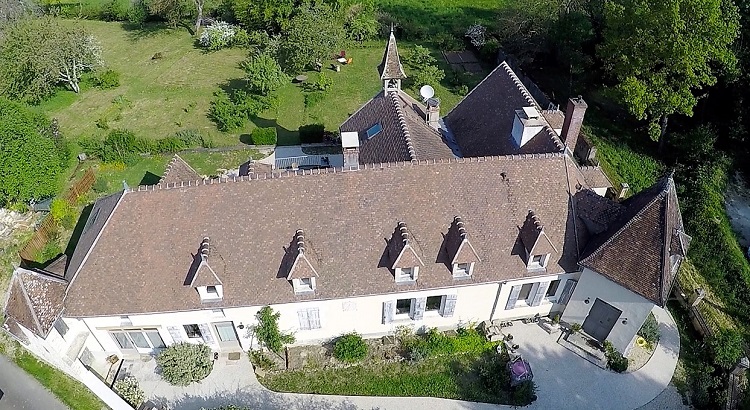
{"left": 341, "top": 131, "right": 360, "bottom": 168}
{"left": 511, "top": 106, "right": 544, "bottom": 147}
{"left": 426, "top": 98, "right": 440, "bottom": 130}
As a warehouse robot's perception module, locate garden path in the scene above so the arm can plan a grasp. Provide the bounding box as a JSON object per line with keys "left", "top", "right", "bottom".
{"left": 141, "top": 306, "right": 679, "bottom": 410}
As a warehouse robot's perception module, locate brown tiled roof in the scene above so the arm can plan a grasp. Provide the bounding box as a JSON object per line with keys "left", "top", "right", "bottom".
{"left": 542, "top": 110, "right": 565, "bottom": 130}
{"left": 66, "top": 191, "right": 124, "bottom": 281}
{"left": 445, "top": 216, "right": 481, "bottom": 265}
{"left": 160, "top": 154, "right": 202, "bottom": 186}
{"left": 575, "top": 190, "right": 625, "bottom": 235}
{"left": 580, "top": 166, "right": 613, "bottom": 190}
{"left": 64, "top": 155, "right": 581, "bottom": 317}
{"left": 340, "top": 91, "right": 454, "bottom": 164}
{"left": 4, "top": 269, "right": 67, "bottom": 338}
{"left": 444, "top": 62, "right": 564, "bottom": 157}
{"left": 579, "top": 174, "right": 690, "bottom": 306}
{"left": 380, "top": 30, "right": 406, "bottom": 80}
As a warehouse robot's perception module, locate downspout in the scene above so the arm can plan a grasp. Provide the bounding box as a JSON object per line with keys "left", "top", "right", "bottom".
{"left": 488, "top": 281, "right": 505, "bottom": 322}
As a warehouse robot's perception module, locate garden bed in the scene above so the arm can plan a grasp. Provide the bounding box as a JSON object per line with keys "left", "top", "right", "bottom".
{"left": 258, "top": 327, "right": 536, "bottom": 406}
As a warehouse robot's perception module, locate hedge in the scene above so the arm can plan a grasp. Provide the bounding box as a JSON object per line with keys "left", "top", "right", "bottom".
{"left": 250, "top": 127, "right": 277, "bottom": 145}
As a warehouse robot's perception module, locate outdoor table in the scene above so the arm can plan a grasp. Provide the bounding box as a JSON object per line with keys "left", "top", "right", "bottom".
{"left": 295, "top": 75, "right": 308, "bottom": 82}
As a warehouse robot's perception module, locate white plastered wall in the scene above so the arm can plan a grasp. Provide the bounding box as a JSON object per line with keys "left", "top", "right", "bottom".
{"left": 561, "top": 268, "right": 655, "bottom": 354}
{"left": 490, "top": 272, "right": 580, "bottom": 321}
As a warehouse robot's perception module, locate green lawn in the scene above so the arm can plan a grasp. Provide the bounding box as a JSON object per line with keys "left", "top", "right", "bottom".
{"left": 41, "top": 20, "right": 248, "bottom": 146}
{"left": 40, "top": 21, "right": 486, "bottom": 146}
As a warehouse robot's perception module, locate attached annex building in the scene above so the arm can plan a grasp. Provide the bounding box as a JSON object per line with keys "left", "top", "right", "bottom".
{"left": 4, "top": 33, "right": 689, "bottom": 380}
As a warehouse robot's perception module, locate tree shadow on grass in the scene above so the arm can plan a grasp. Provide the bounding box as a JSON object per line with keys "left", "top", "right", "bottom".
{"left": 139, "top": 171, "right": 162, "bottom": 186}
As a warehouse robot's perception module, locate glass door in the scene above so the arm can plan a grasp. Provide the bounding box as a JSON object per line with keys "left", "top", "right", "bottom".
{"left": 213, "top": 322, "right": 240, "bottom": 351}
{"left": 110, "top": 329, "right": 166, "bottom": 355}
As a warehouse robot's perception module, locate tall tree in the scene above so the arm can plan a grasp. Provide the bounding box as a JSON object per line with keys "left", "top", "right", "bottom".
{"left": 0, "top": 18, "right": 102, "bottom": 101}
{"left": 231, "top": 0, "right": 295, "bottom": 32}
{"left": 278, "top": 3, "right": 343, "bottom": 74}
{"left": 0, "top": 98, "right": 66, "bottom": 206}
{"left": 598, "top": 0, "right": 739, "bottom": 150}
{"left": 192, "top": 0, "right": 203, "bottom": 34}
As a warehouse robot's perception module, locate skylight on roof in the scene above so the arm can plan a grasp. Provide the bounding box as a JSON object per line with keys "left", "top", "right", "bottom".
{"left": 366, "top": 123, "right": 382, "bottom": 140}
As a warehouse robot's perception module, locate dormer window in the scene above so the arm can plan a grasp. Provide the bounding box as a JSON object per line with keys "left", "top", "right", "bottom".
{"left": 396, "top": 267, "right": 418, "bottom": 282}
{"left": 445, "top": 216, "right": 481, "bottom": 279}
{"left": 187, "top": 237, "right": 224, "bottom": 302}
{"left": 453, "top": 262, "right": 473, "bottom": 278}
{"left": 529, "top": 254, "right": 549, "bottom": 269}
{"left": 293, "top": 277, "right": 316, "bottom": 294}
{"left": 519, "top": 210, "right": 557, "bottom": 271}
{"left": 388, "top": 221, "right": 425, "bottom": 283}
{"left": 284, "top": 229, "right": 320, "bottom": 295}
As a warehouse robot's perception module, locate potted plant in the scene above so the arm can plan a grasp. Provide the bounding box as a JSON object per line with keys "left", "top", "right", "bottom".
{"left": 570, "top": 322, "right": 582, "bottom": 334}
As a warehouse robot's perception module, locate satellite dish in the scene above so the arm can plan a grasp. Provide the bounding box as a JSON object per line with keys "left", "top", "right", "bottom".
{"left": 419, "top": 85, "right": 435, "bottom": 100}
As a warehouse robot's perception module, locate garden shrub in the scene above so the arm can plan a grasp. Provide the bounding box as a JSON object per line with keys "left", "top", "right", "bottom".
{"left": 299, "top": 124, "right": 325, "bottom": 143}
{"left": 480, "top": 38, "right": 501, "bottom": 62}
{"left": 232, "top": 28, "right": 250, "bottom": 48}
{"left": 253, "top": 306, "right": 295, "bottom": 354}
{"left": 100, "top": 129, "right": 150, "bottom": 164}
{"left": 242, "top": 53, "right": 288, "bottom": 95}
{"left": 174, "top": 129, "right": 203, "bottom": 147}
{"left": 209, "top": 90, "right": 246, "bottom": 131}
{"left": 344, "top": 3, "right": 379, "bottom": 42}
{"left": 250, "top": 127, "right": 277, "bottom": 145}
{"left": 50, "top": 198, "right": 77, "bottom": 229}
{"left": 409, "top": 65, "right": 445, "bottom": 89}
{"left": 126, "top": 0, "right": 148, "bottom": 26}
{"left": 156, "top": 342, "right": 213, "bottom": 386}
{"left": 101, "top": 0, "right": 128, "bottom": 21}
{"left": 478, "top": 348, "right": 537, "bottom": 406}
{"left": 400, "top": 326, "right": 491, "bottom": 361}
{"left": 154, "top": 136, "right": 188, "bottom": 153}
{"left": 113, "top": 376, "right": 145, "bottom": 408}
{"left": 637, "top": 313, "right": 660, "bottom": 346}
{"left": 199, "top": 21, "right": 237, "bottom": 51}
{"left": 94, "top": 69, "right": 120, "bottom": 89}
{"left": 248, "top": 349, "right": 277, "bottom": 370}
{"left": 303, "top": 73, "right": 333, "bottom": 93}
{"left": 708, "top": 329, "right": 744, "bottom": 369}
{"left": 604, "top": 341, "right": 628, "bottom": 373}
{"left": 333, "top": 332, "right": 368, "bottom": 363}
{"left": 404, "top": 45, "right": 436, "bottom": 69}
{"left": 92, "top": 177, "right": 109, "bottom": 194}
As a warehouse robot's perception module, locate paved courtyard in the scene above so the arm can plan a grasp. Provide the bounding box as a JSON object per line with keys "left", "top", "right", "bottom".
{"left": 130, "top": 307, "right": 681, "bottom": 410}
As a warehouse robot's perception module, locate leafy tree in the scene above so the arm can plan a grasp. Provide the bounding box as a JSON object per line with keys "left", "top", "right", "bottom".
{"left": 231, "top": 0, "right": 295, "bottom": 32}
{"left": 252, "top": 306, "right": 294, "bottom": 354}
{"left": 278, "top": 3, "right": 344, "bottom": 74}
{"left": 598, "top": 0, "right": 740, "bottom": 149}
{"left": 410, "top": 65, "right": 444, "bottom": 89}
{"left": 0, "top": 18, "right": 102, "bottom": 100}
{"left": 0, "top": 98, "right": 65, "bottom": 206}
{"left": 343, "top": 2, "right": 378, "bottom": 42}
{"left": 242, "top": 53, "right": 288, "bottom": 95}
{"left": 403, "top": 45, "right": 436, "bottom": 69}
{"left": 0, "top": 0, "right": 35, "bottom": 24}
{"left": 147, "top": 0, "right": 191, "bottom": 28}
{"left": 495, "top": 0, "right": 559, "bottom": 65}
{"left": 192, "top": 0, "right": 204, "bottom": 33}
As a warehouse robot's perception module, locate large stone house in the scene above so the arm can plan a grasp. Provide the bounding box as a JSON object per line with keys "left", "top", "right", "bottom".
{"left": 4, "top": 32, "right": 689, "bottom": 381}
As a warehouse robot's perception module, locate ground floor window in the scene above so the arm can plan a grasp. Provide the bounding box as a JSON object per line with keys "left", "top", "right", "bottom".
{"left": 110, "top": 328, "right": 165, "bottom": 350}
{"left": 426, "top": 296, "right": 442, "bottom": 311}
{"left": 183, "top": 324, "right": 202, "bottom": 338}
{"left": 518, "top": 283, "right": 534, "bottom": 301}
{"left": 546, "top": 279, "right": 561, "bottom": 298}
{"left": 396, "top": 298, "right": 411, "bottom": 315}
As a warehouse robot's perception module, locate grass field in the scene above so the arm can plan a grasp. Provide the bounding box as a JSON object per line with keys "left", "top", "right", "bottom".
{"left": 41, "top": 20, "right": 486, "bottom": 146}
{"left": 41, "top": 20, "right": 248, "bottom": 145}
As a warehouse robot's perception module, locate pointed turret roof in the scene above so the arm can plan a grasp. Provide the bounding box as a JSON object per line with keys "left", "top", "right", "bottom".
{"left": 380, "top": 28, "right": 407, "bottom": 80}
{"left": 580, "top": 173, "right": 691, "bottom": 306}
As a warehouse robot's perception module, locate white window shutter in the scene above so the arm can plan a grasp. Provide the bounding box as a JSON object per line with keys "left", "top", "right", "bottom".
{"left": 559, "top": 279, "right": 578, "bottom": 305}
{"left": 531, "top": 281, "right": 551, "bottom": 306}
{"left": 297, "top": 310, "right": 310, "bottom": 330}
{"left": 413, "top": 298, "right": 427, "bottom": 320}
{"left": 441, "top": 294, "right": 457, "bottom": 317}
{"left": 198, "top": 323, "right": 215, "bottom": 344}
{"left": 382, "top": 300, "right": 395, "bottom": 324}
{"left": 505, "top": 285, "right": 522, "bottom": 310}
{"left": 308, "top": 308, "right": 321, "bottom": 329}
{"left": 166, "top": 326, "right": 184, "bottom": 344}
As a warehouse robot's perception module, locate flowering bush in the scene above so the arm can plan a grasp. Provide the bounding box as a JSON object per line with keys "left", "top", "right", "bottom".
{"left": 199, "top": 21, "right": 237, "bottom": 51}
{"left": 114, "top": 376, "right": 145, "bottom": 407}
{"left": 465, "top": 24, "right": 487, "bottom": 48}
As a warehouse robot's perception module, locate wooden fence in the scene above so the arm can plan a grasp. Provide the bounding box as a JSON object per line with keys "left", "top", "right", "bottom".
{"left": 19, "top": 168, "right": 96, "bottom": 262}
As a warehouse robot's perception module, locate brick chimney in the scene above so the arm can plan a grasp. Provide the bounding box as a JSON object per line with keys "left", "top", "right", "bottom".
{"left": 426, "top": 98, "right": 440, "bottom": 130}
{"left": 561, "top": 96, "right": 587, "bottom": 153}
{"left": 340, "top": 131, "right": 360, "bottom": 168}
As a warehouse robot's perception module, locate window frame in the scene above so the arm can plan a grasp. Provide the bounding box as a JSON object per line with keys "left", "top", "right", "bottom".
{"left": 546, "top": 279, "right": 561, "bottom": 299}
{"left": 293, "top": 277, "right": 315, "bottom": 293}
{"left": 395, "top": 298, "right": 412, "bottom": 316}
{"left": 453, "top": 262, "right": 472, "bottom": 278}
{"left": 395, "top": 267, "right": 417, "bottom": 283}
{"left": 183, "top": 324, "right": 203, "bottom": 339}
{"left": 528, "top": 253, "right": 549, "bottom": 269}
{"left": 425, "top": 296, "right": 443, "bottom": 312}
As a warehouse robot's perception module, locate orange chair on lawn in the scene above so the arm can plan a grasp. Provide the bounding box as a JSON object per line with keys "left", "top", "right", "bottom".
{"left": 347, "top": 58, "right": 353, "bottom": 65}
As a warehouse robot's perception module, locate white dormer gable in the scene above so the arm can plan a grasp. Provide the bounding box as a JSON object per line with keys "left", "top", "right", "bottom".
{"left": 512, "top": 106, "right": 544, "bottom": 147}
{"left": 285, "top": 229, "right": 319, "bottom": 294}
{"left": 190, "top": 237, "right": 223, "bottom": 301}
